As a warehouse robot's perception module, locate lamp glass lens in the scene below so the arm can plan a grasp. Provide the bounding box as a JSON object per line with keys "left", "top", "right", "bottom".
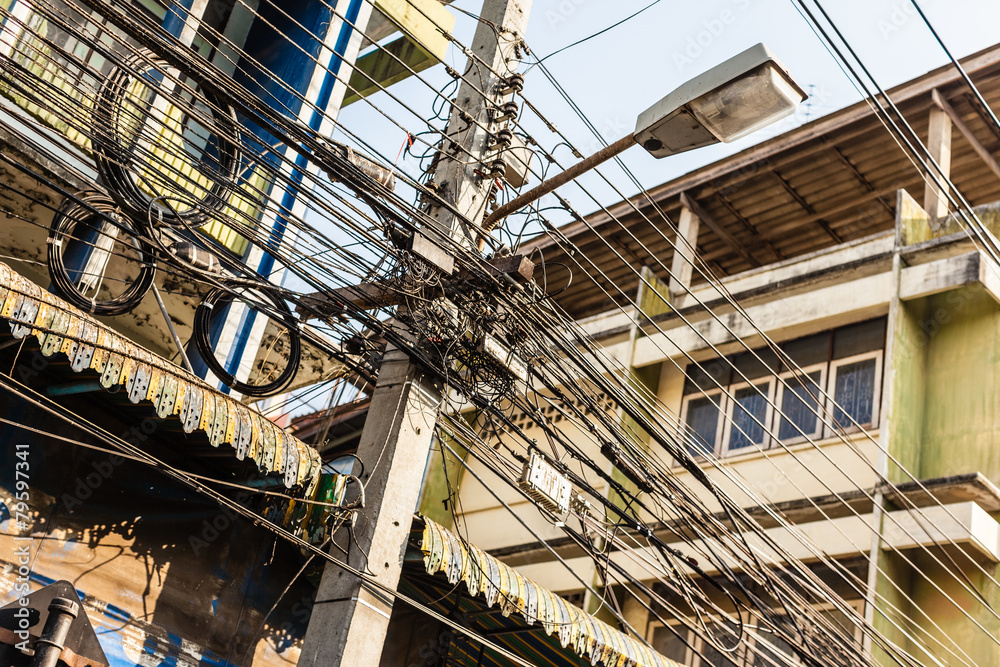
{"left": 689, "top": 64, "right": 802, "bottom": 142}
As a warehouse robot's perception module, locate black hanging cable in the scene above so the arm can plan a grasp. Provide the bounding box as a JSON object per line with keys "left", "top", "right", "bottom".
{"left": 909, "top": 0, "right": 1000, "bottom": 139}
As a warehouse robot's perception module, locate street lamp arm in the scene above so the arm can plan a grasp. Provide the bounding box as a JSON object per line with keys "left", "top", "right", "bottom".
{"left": 481, "top": 43, "right": 805, "bottom": 235}
{"left": 481, "top": 133, "right": 637, "bottom": 231}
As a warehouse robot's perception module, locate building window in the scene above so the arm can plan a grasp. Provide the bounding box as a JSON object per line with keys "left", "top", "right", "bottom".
{"left": 750, "top": 626, "right": 798, "bottom": 667}
{"left": 775, "top": 366, "right": 825, "bottom": 443}
{"left": 828, "top": 353, "right": 881, "bottom": 433}
{"left": 650, "top": 603, "right": 862, "bottom": 667}
{"left": 653, "top": 624, "right": 690, "bottom": 664}
{"left": 682, "top": 392, "right": 723, "bottom": 457}
{"left": 650, "top": 621, "right": 743, "bottom": 667}
{"left": 679, "top": 319, "right": 885, "bottom": 459}
{"left": 724, "top": 380, "right": 773, "bottom": 454}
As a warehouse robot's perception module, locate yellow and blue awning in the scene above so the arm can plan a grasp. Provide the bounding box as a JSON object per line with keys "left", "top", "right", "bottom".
{"left": 0, "top": 262, "right": 324, "bottom": 490}
{"left": 418, "top": 517, "right": 677, "bottom": 667}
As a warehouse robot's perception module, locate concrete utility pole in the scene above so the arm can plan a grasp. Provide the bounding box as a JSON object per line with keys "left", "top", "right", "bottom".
{"left": 425, "top": 0, "right": 533, "bottom": 249}
{"left": 298, "top": 1, "right": 532, "bottom": 666}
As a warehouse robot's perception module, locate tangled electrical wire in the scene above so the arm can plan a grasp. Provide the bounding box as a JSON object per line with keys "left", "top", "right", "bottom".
{"left": 6, "top": 0, "right": 1000, "bottom": 666}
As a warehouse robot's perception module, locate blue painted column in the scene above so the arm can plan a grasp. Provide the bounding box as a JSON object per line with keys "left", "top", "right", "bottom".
{"left": 189, "top": 0, "right": 372, "bottom": 398}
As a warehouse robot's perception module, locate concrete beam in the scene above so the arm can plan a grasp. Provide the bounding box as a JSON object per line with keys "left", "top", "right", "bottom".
{"left": 674, "top": 233, "right": 895, "bottom": 312}
{"left": 630, "top": 272, "right": 893, "bottom": 368}
{"left": 668, "top": 204, "right": 699, "bottom": 297}
{"left": 517, "top": 501, "right": 1000, "bottom": 592}
{"left": 899, "top": 251, "right": 982, "bottom": 301}
{"left": 881, "top": 501, "right": 1000, "bottom": 563}
{"left": 924, "top": 102, "right": 953, "bottom": 220}
{"left": 899, "top": 250, "right": 1000, "bottom": 305}
{"left": 932, "top": 89, "right": 1000, "bottom": 184}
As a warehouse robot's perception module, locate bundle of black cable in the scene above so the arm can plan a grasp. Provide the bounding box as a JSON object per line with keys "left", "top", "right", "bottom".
{"left": 91, "top": 49, "right": 241, "bottom": 230}
{"left": 47, "top": 191, "right": 157, "bottom": 316}
{"left": 193, "top": 285, "right": 301, "bottom": 397}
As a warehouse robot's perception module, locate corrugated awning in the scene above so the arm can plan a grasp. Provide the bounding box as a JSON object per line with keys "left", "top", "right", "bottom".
{"left": 417, "top": 517, "right": 677, "bottom": 667}
{"left": 0, "top": 262, "right": 323, "bottom": 490}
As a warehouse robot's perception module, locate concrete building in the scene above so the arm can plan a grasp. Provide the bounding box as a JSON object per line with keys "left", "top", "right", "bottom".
{"left": 5, "top": 0, "right": 1000, "bottom": 664}
{"left": 0, "top": 0, "right": 458, "bottom": 664}
{"left": 420, "top": 42, "right": 1000, "bottom": 666}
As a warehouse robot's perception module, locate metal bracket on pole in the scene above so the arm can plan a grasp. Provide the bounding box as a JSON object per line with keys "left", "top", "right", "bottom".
{"left": 298, "top": 3, "right": 534, "bottom": 667}
{"left": 410, "top": 232, "right": 456, "bottom": 274}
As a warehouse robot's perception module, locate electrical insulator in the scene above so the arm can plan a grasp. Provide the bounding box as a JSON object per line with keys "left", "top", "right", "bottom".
{"left": 497, "top": 73, "right": 524, "bottom": 95}
{"left": 493, "top": 128, "right": 514, "bottom": 150}
{"left": 490, "top": 101, "right": 519, "bottom": 124}
{"left": 488, "top": 159, "right": 506, "bottom": 180}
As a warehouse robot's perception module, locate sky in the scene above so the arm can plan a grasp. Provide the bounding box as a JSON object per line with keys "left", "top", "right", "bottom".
{"left": 295, "top": 0, "right": 1000, "bottom": 415}
{"left": 335, "top": 0, "right": 1000, "bottom": 230}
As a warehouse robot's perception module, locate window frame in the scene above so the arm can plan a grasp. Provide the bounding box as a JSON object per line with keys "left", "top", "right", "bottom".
{"left": 743, "top": 600, "right": 864, "bottom": 666}
{"left": 648, "top": 620, "right": 695, "bottom": 665}
{"left": 721, "top": 378, "right": 776, "bottom": 457}
{"left": 648, "top": 621, "right": 746, "bottom": 667}
{"left": 680, "top": 323, "right": 888, "bottom": 461}
{"left": 680, "top": 388, "right": 726, "bottom": 458}
{"left": 648, "top": 601, "right": 864, "bottom": 667}
{"left": 772, "top": 364, "right": 827, "bottom": 446}
{"left": 824, "top": 351, "right": 883, "bottom": 437}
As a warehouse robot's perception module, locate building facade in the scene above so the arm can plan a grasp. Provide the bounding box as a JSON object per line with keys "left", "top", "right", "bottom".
{"left": 5, "top": 0, "right": 1000, "bottom": 665}
{"left": 0, "top": 0, "right": 372, "bottom": 664}
{"left": 431, "top": 43, "right": 1000, "bottom": 667}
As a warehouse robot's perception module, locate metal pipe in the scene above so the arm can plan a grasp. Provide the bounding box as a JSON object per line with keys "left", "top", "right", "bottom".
{"left": 151, "top": 283, "right": 195, "bottom": 373}
{"left": 30, "top": 597, "right": 78, "bottom": 667}
{"left": 45, "top": 381, "right": 103, "bottom": 397}
{"left": 481, "top": 133, "right": 636, "bottom": 231}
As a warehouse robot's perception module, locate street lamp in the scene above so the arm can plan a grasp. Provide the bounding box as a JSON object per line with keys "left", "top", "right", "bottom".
{"left": 482, "top": 43, "right": 807, "bottom": 230}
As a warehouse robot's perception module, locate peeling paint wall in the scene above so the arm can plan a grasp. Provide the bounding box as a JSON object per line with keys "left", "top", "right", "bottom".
{"left": 872, "top": 550, "right": 916, "bottom": 666}
{"left": 0, "top": 394, "right": 319, "bottom": 666}
{"left": 919, "top": 287, "right": 1000, "bottom": 479}
{"left": 912, "top": 286, "right": 1000, "bottom": 666}
{"left": 876, "top": 282, "right": 1000, "bottom": 666}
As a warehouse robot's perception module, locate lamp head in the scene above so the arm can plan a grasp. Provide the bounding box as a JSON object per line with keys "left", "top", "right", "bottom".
{"left": 634, "top": 43, "right": 807, "bottom": 158}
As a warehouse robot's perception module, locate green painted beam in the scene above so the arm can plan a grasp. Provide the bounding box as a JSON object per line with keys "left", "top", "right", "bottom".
{"left": 375, "top": 0, "right": 454, "bottom": 60}
{"left": 343, "top": 0, "right": 455, "bottom": 106}
{"left": 344, "top": 35, "right": 438, "bottom": 106}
